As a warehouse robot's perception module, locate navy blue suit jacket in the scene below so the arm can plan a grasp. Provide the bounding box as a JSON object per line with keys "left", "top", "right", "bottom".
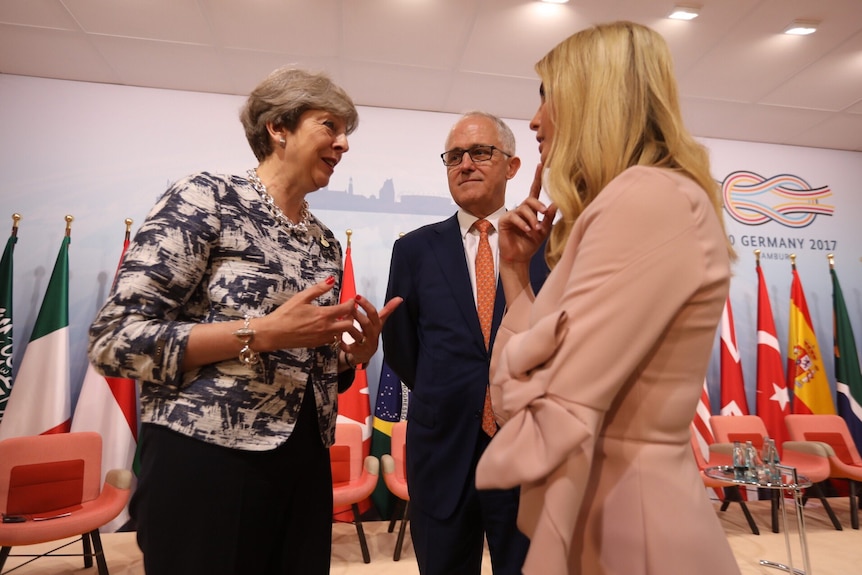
{"left": 382, "top": 214, "right": 547, "bottom": 520}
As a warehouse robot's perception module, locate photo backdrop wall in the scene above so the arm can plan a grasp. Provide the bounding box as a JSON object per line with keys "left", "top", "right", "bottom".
{"left": 1, "top": 73, "right": 860, "bottom": 419}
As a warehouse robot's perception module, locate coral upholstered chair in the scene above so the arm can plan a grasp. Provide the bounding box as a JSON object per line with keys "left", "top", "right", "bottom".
{"left": 331, "top": 422, "right": 379, "bottom": 564}
{"left": 0, "top": 432, "right": 132, "bottom": 575}
{"left": 710, "top": 415, "right": 842, "bottom": 532}
{"left": 785, "top": 414, "right": 862, "bottom": 529}
{"left": 381, "top": 420, "right": 409, "bottom": 560}
{"left": 689, "top": 429, "right": 759, "bottom": 535}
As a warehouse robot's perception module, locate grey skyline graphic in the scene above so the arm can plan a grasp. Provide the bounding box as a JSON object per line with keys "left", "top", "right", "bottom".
{"left": 308, "top": 177, "right": 456, "bottom": 216}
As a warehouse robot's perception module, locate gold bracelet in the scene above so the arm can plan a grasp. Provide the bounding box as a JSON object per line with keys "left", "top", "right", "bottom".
{"left": 233, "top": 315, "right": 259, "bottom": 366}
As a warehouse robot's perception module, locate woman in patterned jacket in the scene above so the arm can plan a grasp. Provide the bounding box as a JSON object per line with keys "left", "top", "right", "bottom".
{"left": 89, "top": 67, "right": 401, "bottom": 575}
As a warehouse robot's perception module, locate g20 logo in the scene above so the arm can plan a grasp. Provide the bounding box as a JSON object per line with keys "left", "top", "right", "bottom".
{"left": 721, "top": 171, "right": 833, "bottom": 228}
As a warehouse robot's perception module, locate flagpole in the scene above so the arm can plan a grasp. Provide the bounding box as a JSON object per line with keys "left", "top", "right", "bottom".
{"left": 11, "top": 213, "right": 21, "bottom": 238}
{"left": 827, "top": 253, "right": 834, "bottom": 270}
{"left": 346, "top": 228, "right": 352, "bottom": 248}
{"left": 125, "top": 218, "right": 133, "bottom": 241}
{"left": 65, "top": 214, "right": 73, "bottom": 238}
{"left": 754, "top": 249, "right": 760, "bottom": 265}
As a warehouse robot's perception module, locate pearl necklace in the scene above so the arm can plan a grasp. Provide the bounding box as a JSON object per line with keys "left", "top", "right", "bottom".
{"left": 246, "top": 169, "right": 310, "bottom": 236}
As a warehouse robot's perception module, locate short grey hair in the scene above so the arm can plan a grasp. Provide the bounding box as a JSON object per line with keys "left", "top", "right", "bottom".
{"left": 451, "top": 111, "right": 517, "bottom": 155}
{"left": 240, "top": 67, "right": 359, "bottom": 161}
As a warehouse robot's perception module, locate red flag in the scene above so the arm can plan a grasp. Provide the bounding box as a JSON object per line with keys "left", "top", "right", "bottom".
{"left": 334, "top": 238, "right": 371, "bottom": 519}
{"left": 71, "top": 231, "right": 138, "bottom": 531}
{"left": 755, "top": 260, "right": 789, "bottom": 451}
{"left": 720, "top": 297, "right": 749, "bottom": 416}
{"left": 787, "top": 263, "right": 836, "bottom": 414}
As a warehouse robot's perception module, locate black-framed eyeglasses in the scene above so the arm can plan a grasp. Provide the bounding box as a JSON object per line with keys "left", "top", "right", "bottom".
{"left": 440, "top": 145, "right": 511, "bottom": 167}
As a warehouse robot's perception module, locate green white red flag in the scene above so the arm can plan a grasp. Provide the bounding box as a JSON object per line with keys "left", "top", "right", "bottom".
{"left": 0, "top": 234, "right": 71, "bottom": 439}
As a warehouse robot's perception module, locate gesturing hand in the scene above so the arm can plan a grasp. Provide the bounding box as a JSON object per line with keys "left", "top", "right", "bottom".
{"left": 257, "top": 277, "right": 359, "bottom": 350}
{"left": 338, "top": 294, "right": 403, "bottom": 365}
{"left": 259, "top": 277, "right": 402, "bottom": 363}
{"left": 498, "top": 163, "right": 557, "bottom": 265}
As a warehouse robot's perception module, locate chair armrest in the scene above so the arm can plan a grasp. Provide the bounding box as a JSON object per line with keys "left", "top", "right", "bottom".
{"left": 363, "top": 455, "right": 379, "bottom": 476}
{"left": 381, "top": 454, "right": 396, "bottom": 475}
{"left": 784, "top": 440, "right": 835, "bottom": 457}
{"left": 106, "top": 468, "right": 133, "bottom": 490}
{"left": 709, "top": 442, "right": 734, "bottom": 456}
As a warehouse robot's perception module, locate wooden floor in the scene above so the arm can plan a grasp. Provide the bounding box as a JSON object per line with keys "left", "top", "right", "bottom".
{"left": 3, "top": 498, "right": 860, "bottom": 574}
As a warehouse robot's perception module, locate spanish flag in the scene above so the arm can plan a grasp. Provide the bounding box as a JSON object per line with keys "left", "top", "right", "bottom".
{"left": 787, "top": 262, "right": 835, "bottom": 415}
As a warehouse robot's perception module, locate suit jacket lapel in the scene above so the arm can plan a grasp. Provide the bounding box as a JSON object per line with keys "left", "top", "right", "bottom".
{"left": 430, "top": 215, "right": 487, "bottom": 350}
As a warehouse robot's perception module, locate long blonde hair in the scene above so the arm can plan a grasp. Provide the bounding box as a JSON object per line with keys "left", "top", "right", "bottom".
{"left": 538, "top": 21, "right": 735, "bottom": 268}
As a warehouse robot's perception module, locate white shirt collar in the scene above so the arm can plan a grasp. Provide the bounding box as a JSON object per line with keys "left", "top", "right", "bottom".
{"left": 457, "top": 205, "right": 507, "bottom": 239}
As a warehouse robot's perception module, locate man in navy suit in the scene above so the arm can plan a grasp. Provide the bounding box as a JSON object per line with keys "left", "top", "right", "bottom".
{"left": 383, "top": 112, "right": 545, "bottom": 575}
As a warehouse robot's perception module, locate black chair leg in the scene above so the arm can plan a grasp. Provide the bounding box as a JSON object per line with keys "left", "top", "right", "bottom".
{"left": 394, "top": 500, "right": 410, "bottom": 561}
{"left": 388, "top": 499, "right": 403, "bottom": 533}
{"left": 850, "top": 480, "right": 859, "bottom": 530}
{"left": 809, "top": 482, "right": 842, "bottom": 530}
{"left": 89, "top": 529, "right": 110, "bottom": 575}
{"left": 82, "top": 531, "right": 94, "bottom": 568}
{"left": 723, "top": 487, "right": 760, "bottom": 535}
{"left": 718, "top": 488, "right": 732, "bottom": 513}
{"left": 737, "top": 500, "right": 760, "bottom": 536}
{"left": 0, "top": 546, "right": 11, "bottom": 571}
{"left": 351, "top": 503, "right": 371, "bottom": 564}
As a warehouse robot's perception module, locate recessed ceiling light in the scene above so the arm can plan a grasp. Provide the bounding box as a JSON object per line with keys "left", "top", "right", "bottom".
{"left": 784, "top": 20, "right": 819, "bottom": 35}
{"left": 667, "top": 5, "right": 700, "bottom": 20}
{"left": 540, "top": 0, "right": 569, "bottom": 4}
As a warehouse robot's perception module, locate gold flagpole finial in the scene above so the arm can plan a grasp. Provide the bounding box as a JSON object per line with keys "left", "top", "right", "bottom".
{"left": 11, "top": 213, "right": 21, "bottom": 237}
{"left": 398, "top": 232, "right": 405, "bottom": 238}
{"left": 827, "top": 253, "right": 835, "bottom": 269}
{"left": 64, "top": 214, "right": 74, "bottom": 237}
{"left": 790, "top": 253, "right": 796, "bottom": 268}
{"left": 345, "top": 229, "right": 353, "bottom": 248}
{"left": 754, "top": 249, "right": 761, "bottom": 265}
{"left": 124, "top": 218, "right": 133, "bottom": 240}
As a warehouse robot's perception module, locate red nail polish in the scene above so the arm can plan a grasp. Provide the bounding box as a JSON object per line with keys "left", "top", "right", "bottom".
{"left": 355, "top": 294, "right": 362, "bottom": 302}
{"left": 326, "top": 276, "right": 335, "bottom": 285}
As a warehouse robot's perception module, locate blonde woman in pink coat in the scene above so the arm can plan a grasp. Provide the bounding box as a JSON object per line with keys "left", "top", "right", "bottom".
{"left": 475, "top": 21, "right": 740, "bottom": 575}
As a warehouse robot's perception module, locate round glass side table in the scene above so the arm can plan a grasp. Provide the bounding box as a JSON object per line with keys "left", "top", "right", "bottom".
{"left": 705, "top": 464, "right": 813, "bottom": 575}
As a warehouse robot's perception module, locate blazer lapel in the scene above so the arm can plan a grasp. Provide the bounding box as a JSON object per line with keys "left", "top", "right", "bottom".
{"left": 430, "top": 215, "right": 487, "bottom": 349}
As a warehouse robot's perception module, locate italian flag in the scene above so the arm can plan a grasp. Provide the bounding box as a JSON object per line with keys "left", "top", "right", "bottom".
{"left": 0, "top": 235, "right": 71, "bottom": 440}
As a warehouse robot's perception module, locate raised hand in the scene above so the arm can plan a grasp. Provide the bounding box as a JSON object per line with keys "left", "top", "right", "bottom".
{"left": 498, "top": 163, "right": 557, "bottom": 265}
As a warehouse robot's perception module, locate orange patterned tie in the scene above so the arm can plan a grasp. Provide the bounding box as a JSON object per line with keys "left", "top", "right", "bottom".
{"left": 474, "top": 219, "right": 497, "bottom": 437}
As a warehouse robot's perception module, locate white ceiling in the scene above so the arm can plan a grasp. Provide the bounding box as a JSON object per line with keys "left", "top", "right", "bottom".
{"left": 2, "top": 0, "right": 862, "bottom": 152}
